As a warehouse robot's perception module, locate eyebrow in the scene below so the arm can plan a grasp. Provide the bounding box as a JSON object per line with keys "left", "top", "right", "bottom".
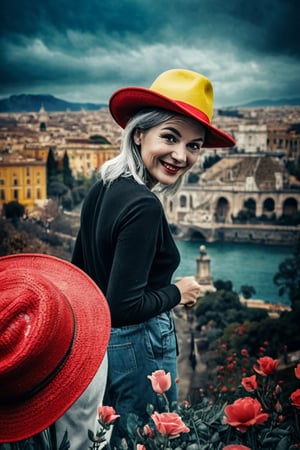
{"left": 162, "top": 126, "right": 204, "bottom": 142}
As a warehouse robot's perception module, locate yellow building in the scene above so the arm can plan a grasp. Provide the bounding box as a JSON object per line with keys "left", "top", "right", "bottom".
{"left": 23, "top": 144, "right": 50, "bottom": 162}
{"left": 0, "top": 151, "right": 47, "bottom": 213}
{"left": 64, "top": 139, "right": 119, "bottom": 178}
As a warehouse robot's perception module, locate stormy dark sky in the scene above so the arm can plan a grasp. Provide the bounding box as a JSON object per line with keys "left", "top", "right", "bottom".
{"left": 1, "top": 0, "right": 300, "bottom": 107}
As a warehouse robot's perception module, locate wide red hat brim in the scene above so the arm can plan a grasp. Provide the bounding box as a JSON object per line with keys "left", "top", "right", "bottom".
{"left": 109, "top": 87, "right": 236, "bottom": 149}
{"left": 0, "top": 253, "right": 111, "bottom": 443}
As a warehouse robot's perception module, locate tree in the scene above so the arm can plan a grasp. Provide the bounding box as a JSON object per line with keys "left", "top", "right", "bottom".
{"left": 273, "top": 238, "right": 300, "bottom": 310}
{"left": 46, "top": 147, "right": 58, "bottom": 180}
{"left": 3, "top": 201, "right": 25, "bottom": 224}
{"left": 62, "top": 151, "right": 75, "bottom": 190}
{"left": 47, "top": 180, "right": 68, "bottom": 204}
{"left": 240, "top": 285, "right": 256, "bottom": 299}
{"left": 90, "top": 134, "right": 111, "bottom": 144}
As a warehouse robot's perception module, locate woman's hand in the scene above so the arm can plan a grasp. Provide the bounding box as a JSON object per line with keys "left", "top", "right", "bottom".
{"left": 175, "top": 276, "right": 201, "bottom": 308}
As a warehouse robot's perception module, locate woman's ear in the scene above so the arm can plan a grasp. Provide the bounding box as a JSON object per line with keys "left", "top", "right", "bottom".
{"left": 133, "top": 128, "right": 142, "bottom": 146}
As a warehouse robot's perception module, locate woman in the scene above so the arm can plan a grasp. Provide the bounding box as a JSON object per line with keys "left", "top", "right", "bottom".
{"left": 72, "top": 68, "right": 235, "bottom": 448}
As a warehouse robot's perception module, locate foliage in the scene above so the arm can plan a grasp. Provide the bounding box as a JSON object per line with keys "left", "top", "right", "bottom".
{"left": 47, "top": 178, "right": 69, "bottom": 202}
{"left": 239, "top": 285, "right": 256, "bottom": 300}
{"left": 46, "top": 147, "right": 58, "bottom": 180}
{"left": 276, "top": 212, "right": 300, "bottom": 226}
{"left": 194, "top": 286, "right": 267, "bottom": 331}
{"left": 203, "top": 154, "right": 221, "bottom": 170}
{"left": 0, "top": 217, "right": 73, "bottom": 260}
{"left": 90, "top": 134, "right": 111, "bottom": 144}
{"left": 3, "top": 201, "right": 25, "bottom": 220}
{"left": 62, "top": 152, "right": 75, "bottom": 190}
{"left": 285, "top": 156, "right": 300, "bottom": 181}
{"left": 0, "top": 218, "right": 49, "bottom": 256}
{"left": 273, "top": 238, "right": 300, "bottom": 307}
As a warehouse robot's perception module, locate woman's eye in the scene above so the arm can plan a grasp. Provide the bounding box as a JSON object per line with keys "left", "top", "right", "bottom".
{"left": 161, "top": 133, "right": 177, "bottom": 143}
{"left": 188, "top": 143, "right": 201, "bottom": 151}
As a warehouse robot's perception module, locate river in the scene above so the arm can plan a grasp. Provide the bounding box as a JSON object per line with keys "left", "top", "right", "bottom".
{"left": 173, "top": 240, "right": 294, "bottom": 306}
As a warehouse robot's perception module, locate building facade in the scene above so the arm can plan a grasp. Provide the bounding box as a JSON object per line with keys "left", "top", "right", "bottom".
{"left": 0, "top": 151, "right": 47, "bottom": 212}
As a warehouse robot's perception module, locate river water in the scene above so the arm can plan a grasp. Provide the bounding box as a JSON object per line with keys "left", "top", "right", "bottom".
{"left": 173, "top": 240, "right": 293, "bottom": 306}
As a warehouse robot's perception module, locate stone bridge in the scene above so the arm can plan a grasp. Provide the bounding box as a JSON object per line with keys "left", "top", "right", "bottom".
{"left": 163, "top": 187, "right": 299, "bottom": 222}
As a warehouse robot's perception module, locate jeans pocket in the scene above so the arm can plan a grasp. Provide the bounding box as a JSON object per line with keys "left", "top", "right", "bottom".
{"left": 145, "top": 312, "right": 176, "bottom": 359}
{"left": 108, "top": 341, "right": 137, "bottom": 374}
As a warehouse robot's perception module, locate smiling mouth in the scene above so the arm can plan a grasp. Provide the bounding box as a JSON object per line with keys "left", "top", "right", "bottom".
{"left": 160, "top": 160, "right": 184, "bottom": 174}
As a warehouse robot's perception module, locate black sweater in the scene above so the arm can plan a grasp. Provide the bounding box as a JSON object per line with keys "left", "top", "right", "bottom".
{"left": 72, "top": 177, "right": 181, "bottom": 327}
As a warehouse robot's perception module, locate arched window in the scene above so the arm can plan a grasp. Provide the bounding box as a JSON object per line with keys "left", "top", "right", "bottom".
{"left": 180, "top": 195, "right": 187, "bottom": 207}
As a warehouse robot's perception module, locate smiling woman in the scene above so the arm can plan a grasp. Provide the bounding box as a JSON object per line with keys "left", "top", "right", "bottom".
{"left": 71, "top": 68, "right": 235, "bottom": 450}
{"left": 133, "top": 117, "right": 206, "bottom": 188}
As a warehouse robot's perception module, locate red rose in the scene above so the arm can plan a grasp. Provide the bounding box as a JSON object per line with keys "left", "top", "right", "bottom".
{"left": 295, "top": 363, "right": 300, "bottom": 379}
{"left": 148, "top": 370, "right": 172, "bottom": 394}
{"left": 143, "top": 424, "right": 154, "bottom": 438}
{"left": 97, "top": 405, "right": 120, "bottom": 424}
{"left": 253, "top": 356, "right": 279, "bottom": 376}
{"left": 290, "top": 389, "right": 300, "bottom": 409}
{"left": 224, "top": 397, "right": 269, "bottom": 432}
{"left": 151, "top": 411, "right": 190, "bottom": 437}
{"left": 241, "top": 375, "right": 258, "bottom": 392}
{"left": 223, "top": 445, "right": 251, "bottom": 450}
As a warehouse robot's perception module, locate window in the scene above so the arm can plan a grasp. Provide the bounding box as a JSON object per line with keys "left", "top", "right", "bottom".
{"left": 180, "top": 196, "right": 187, "bottom": 208}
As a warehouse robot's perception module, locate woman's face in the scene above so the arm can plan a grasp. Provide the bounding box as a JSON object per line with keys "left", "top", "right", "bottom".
{"left": 134, "top": 115, "right": 206, "bottom": 187}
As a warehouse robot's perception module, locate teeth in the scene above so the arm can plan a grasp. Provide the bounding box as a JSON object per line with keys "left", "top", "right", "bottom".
{"left": 163, "top": 162, "right": 178, "bottom": 171}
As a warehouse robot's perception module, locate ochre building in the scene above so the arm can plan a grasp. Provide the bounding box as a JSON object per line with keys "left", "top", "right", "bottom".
{"left": 0, "top": 151, "right": 47, "bottom": 212}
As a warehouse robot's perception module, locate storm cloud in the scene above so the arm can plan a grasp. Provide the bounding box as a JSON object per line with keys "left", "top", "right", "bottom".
{"left": 1, "top": 0, "right": 299, "bottom": 106}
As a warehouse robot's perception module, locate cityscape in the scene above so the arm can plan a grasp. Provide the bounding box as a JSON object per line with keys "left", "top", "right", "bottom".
{"left": 0, "top": 103, "right": 299, "bottom": 244}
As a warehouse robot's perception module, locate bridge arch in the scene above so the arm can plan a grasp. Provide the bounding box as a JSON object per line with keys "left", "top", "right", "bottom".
{"left": 282, "top": 197, "right": 298, "bottom": 215}
{"left": 262, "top": 197, "right": 275, "bottom": 213}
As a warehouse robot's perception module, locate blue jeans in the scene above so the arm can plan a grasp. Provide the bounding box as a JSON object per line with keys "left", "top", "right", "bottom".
{"left": 104, "top": 311, "right": 178, "bottom": 448}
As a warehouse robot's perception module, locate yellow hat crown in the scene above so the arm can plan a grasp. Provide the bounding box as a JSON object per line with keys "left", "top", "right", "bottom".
{"left": 150, "top": 69, "right": 214, "bottom": 122}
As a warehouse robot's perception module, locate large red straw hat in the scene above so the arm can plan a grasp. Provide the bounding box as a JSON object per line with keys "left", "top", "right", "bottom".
{"left": 0, "top": 253, "right": 111, "bottom": 443}
{"left": 109, "top": 68, "right": 236, "bottom": 148}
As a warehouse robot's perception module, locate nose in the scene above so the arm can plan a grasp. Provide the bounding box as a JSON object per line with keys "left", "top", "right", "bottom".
{"left": 171, "top": 144, "right": 187, "bottom": 164}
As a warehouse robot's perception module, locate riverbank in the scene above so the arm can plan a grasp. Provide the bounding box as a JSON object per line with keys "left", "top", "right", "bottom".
{"left": 239, "top": 296, "right": 291, "bottom": 318}
{"left": 176, "top": 222, "right": 300, "bottom": 246}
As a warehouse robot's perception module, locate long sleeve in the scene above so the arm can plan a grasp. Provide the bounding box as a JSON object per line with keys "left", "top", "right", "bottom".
{"left": 105, "top": 194, "right": 180, "bottom": 326}
{"left": 72, "top": 177, "right": 181, "bottom": 327}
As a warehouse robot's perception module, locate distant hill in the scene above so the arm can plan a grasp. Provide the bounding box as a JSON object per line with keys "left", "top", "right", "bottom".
{"left": 0, "top": 94, "right": 107, "bottom": 113}
{"left": 0, "top": 93, "right": 299, "bottom": 113}
{"left": 240, "top": 97, "right": 300, "bottom": 107}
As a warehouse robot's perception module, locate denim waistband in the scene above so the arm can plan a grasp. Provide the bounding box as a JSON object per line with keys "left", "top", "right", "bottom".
{"left": 112, "top": 311, "right": 173, "bottom": 331}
